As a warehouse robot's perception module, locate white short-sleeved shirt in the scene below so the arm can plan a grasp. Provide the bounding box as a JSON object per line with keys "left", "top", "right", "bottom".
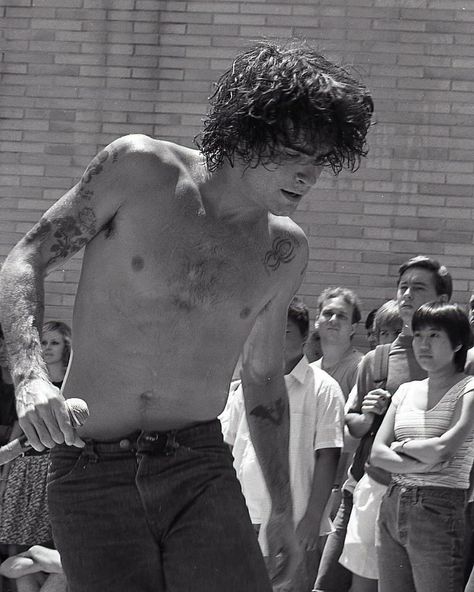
{"left": 220, "top": 355, "right": 345, "bottom": 554}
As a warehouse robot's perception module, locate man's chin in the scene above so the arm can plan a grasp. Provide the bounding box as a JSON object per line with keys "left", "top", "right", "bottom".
{"left": 270, "top": 203, "right": 298, "bottom": 217}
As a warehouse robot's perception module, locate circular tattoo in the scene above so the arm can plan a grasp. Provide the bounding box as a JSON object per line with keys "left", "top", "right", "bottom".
{"left": 263, "top": 236, "right": 297, "bottom": 271}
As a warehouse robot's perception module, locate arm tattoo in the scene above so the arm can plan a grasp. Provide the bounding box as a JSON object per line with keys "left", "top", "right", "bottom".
{"left": 47, "top": 208, "right": 97, "bottom": 265}
{"left": 263, "top": 235, "right": 299, "bottom": 272}
{"left": 24, "top": 219, "right": 53, "bottom": 245}
{"left": 24, "top": 208, "right": 97, "bottom": 266}
{"left": 250, "top": 398, "right": 285, "bottom": 426}
{"left": 26, "top": 147, "right": 118, "bottom": 263}
{"left": 78, "top": 147, "right": 117, "bottom": 201}
{"left": 82, "top": 149, "right": 111, "bottom": 184}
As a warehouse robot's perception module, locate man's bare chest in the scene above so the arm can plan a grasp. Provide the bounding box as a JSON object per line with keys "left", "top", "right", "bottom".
{"left": 90, "top": 210, "right": 275, "bottom": 315}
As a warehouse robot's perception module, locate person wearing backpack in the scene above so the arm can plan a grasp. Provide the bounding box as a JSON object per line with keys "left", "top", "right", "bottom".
{"left": 313, "top": 256, "right": 453, "bottom": 592}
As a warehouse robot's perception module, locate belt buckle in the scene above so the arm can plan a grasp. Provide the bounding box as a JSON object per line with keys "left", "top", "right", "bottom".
{"left": 139, "top": 431, "right": 178, "bottom": 454}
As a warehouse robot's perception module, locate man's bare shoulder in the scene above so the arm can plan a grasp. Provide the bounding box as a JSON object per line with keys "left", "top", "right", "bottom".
{"left": 263, "top": 214, "right": 309, "bottom": 278}
{"left": 112, "top": 134, "right": 200, "bottom": 175}
{"left": 268, "top": 214, "right": 308, "bottom": 245}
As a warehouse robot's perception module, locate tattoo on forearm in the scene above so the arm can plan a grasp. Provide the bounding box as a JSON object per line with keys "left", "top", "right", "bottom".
{"left": 250, "top": 398, "right": 285, "bottom": 425}
{"left": 263, "top": 235, "right": 299, "bottom": 272}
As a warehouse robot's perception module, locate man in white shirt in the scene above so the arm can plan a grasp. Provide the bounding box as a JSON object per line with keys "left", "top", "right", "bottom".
{"left": 221, "top": 297, "right": 345, "bottom": 592}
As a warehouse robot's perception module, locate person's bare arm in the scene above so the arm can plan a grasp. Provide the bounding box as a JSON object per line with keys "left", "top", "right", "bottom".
{"left": 296, "top": 448, "right": 340, "bottom": 551}
{"left": 241, "top": 226, "right": 307, "bottom": 588}
{"left": 370, "top": 403, "right": 442, "bottom": 473}
{"left": 393, "top": 385, "right": 474, "bottom": 464}
{"left": 0, "top": 136, "right": 147, "bottom": 450}
{"left": 346, "top": 387, "right": 392, "bottom": 439}
{"left": 345, "top": 353, "right": 383, "bottom": 438}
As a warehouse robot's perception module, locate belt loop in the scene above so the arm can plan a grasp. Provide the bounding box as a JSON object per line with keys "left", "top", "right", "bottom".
{"left": 82, "top": 439, "right": 99, "bottom": 463}
{"left": 413, "top": 486, "right": 418, "bottom": 504}
{"left": 165, "top": 431, "right": 179, "bottom": 455}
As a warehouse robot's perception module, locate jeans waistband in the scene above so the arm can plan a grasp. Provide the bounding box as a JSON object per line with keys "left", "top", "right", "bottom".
{"left": 80, "top": 419, "right": 223, "bottom": 457}
{"left": 388, "top": 480, "right": 467, "bottom": 504}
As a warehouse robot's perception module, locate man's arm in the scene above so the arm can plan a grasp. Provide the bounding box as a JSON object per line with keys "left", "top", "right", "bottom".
{"left": 345, "top": 352, "right": 391, "bottom": 438}
{"left": 0, "top": 136, "right": 145, "bottom": 450}
{"left": 345, "top": 354, "right": 376, "bottom": 437}
{"left": 296, "top": 447, "right": 340, "bottom": 551}
{"left": 241, "top": 225, "right": 308, "bottom": 588}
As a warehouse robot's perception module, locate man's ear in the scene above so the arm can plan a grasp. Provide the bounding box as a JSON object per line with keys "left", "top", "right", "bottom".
{"left": 351, "top": 323, "right": 357, "bottom": 338}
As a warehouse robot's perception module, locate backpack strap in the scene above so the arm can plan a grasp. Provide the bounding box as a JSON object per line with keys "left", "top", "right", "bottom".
{"left": 372, "top": 343, "right": 391, "bottom": 388}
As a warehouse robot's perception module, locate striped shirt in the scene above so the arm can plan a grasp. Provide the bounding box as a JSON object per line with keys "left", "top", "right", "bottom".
{"left": 392, "top": 376, "right": 474, "bottom": 488}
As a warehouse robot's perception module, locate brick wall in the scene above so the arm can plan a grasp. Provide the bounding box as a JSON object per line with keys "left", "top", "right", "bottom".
{"left": 1, "top": 0, "right": 473, "bottom": 348}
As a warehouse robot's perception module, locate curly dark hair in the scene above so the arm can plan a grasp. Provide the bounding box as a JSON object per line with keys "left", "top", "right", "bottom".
{"left": 196, "top": 39, "right": 374, "bottom": 173}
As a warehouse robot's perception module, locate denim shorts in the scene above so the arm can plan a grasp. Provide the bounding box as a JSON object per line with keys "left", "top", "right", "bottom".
{"left": 47, "top": 420, "right": 271, "bottom": 592}
{"left": 377, "top": 481, "right": 466, "bottom": 592}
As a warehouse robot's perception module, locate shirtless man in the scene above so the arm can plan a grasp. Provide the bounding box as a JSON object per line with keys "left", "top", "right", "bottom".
{"left": 0, "top": 40, "right": 373, "bottom": 592}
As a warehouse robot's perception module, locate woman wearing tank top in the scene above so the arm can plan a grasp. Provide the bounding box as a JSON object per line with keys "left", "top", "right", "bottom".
{"left": 371, "top": 302, "right": 474, "bottom": 592}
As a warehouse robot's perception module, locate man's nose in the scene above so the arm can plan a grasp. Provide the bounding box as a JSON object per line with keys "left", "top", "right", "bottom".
{"left": 296, "top": 166, "right": 322, "bottom": 187}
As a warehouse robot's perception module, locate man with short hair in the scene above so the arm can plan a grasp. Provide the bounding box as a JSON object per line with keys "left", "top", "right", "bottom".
{"left": 311, "top": 287, "right": 364, "bottom": 566}
{"left": 314, "top": 255, "right": 455, "bottom": 592}
{"left": 222, "top": 297, "right": 345, "bottom": 592}
{"left": 0, "top": 40, "right": 373, "bottom": 592}
{"left": 312, "top": 287, "right": 364, "bottom": 400}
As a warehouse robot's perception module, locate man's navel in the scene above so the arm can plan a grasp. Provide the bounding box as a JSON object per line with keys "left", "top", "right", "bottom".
{"left": 131, "top": 255, "right": 145, "bottom": 271}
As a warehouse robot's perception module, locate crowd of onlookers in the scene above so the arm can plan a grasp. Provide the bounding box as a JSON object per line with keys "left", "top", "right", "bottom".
{"left": 0, "top": 254, "right": 474, "bottom": 591}
{"left": 222, "top": 254, "right": 474, "bottom": 592}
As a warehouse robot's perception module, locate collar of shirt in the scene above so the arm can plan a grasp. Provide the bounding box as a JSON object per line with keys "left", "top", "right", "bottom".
{"left": 285, "top": 355, "right": 310, "bottom": 386}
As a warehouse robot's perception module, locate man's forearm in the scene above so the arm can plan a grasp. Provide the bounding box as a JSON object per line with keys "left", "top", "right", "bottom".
{"left": 0, "top": 251, "right": 49, "bottom": 387}
{"left": 242, "top": 372, "right": 292, "bottom": 514}
{"left": 345, "top": 411, "right": 374, "bottom": 438}
{"left": 305, "top": 449, "right": 340, "bottom": 525}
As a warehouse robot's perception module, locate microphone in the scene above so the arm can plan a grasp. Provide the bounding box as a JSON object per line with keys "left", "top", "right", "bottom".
{"left": 0, "top": 398, "right": 89, "bottom": 466}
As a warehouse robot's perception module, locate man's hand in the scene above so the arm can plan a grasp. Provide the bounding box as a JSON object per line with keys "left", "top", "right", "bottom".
{"left": 361, "top": 389, "right": 391, "bottom": 416}
{"left": 16, "top": 378, "right": 84, "bottom": 450}
{"left": 266, "top": 510, "right": 301, "bottom": 591}
{"left": 295, "top": 513, "right": 320, "bottom": 553}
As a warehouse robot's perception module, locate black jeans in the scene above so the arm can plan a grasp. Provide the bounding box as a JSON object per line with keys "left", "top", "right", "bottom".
{"left": 48, "top": 420, "right": 271, "bottom": 592}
